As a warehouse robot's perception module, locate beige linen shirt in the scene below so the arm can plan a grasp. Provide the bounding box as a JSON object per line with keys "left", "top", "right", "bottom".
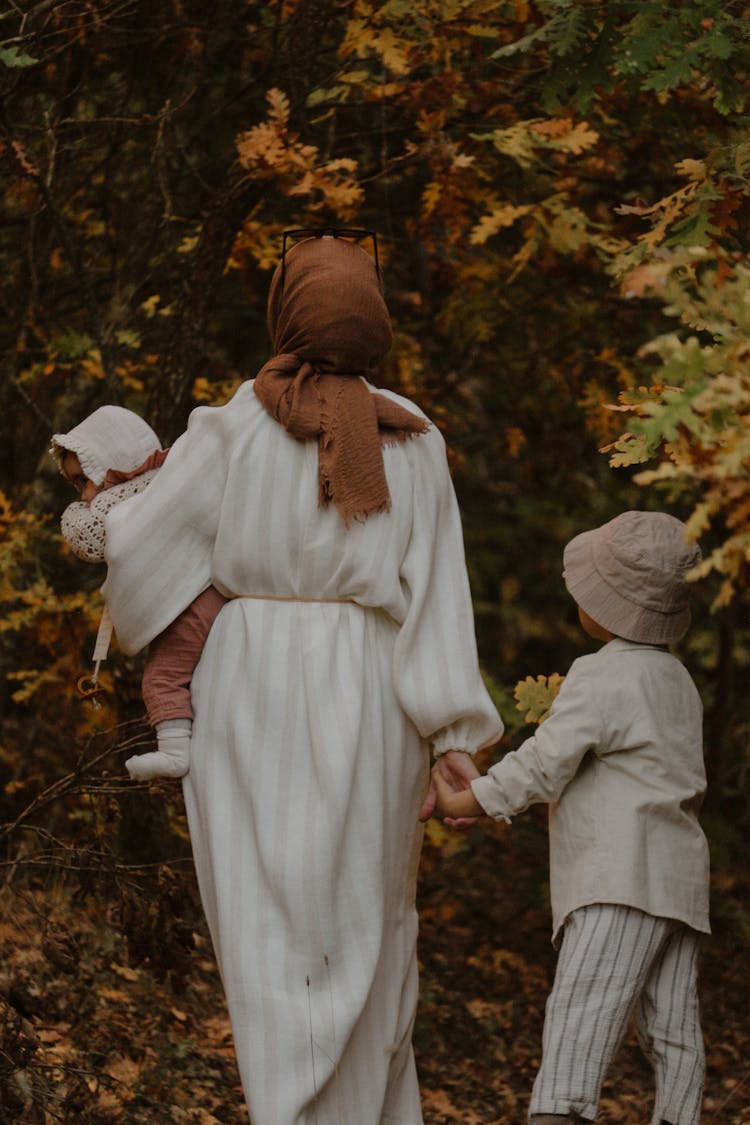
{"left": 472, "top": 638, "right": 711, "bottom": 944}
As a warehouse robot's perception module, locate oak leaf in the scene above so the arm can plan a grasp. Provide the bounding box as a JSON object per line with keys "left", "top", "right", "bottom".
{"left": 470, "top": 204, "right": 530, "bottom": 245}
{"left": 514, "top": 674, "right": 565, "bottom": 725}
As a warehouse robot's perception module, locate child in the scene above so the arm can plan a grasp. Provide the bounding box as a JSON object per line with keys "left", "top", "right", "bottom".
{"left": 52, "top": 406, "right": 227, "bottom": 781}
{"left": 433, "top": 510, "right": 710, "bottom": 1125}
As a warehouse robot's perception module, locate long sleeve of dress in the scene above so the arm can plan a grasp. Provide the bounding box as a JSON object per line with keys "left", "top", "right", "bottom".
{"left": 142, "top": 586, "right": 229, "bottom": 724}
{"left": 101, "top": 405, "right": 226, "bottom": 654}
{"left": 392, "top": 424, "right": 503, "bottom": 756}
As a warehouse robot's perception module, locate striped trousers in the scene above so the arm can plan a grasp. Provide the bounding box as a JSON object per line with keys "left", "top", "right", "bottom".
{"left": 529, "top": 904, "right": 705, "bottom": 1125}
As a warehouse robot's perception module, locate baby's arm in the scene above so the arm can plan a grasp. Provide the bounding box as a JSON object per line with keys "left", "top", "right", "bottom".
{"left": 60, "top": 475, "right": 159, "bottom": 563}
{"left": 125, "top": 586, "right": 228, "bottom": 780}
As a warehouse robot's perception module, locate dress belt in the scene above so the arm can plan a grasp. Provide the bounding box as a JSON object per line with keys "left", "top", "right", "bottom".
{"left": 76, "top": 593, "right": 358, "bottom": 705}
{"left": 237, "top": 593, "right": 356, "bottom": 604}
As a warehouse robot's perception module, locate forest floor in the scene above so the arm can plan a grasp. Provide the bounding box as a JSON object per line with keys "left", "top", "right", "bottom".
{"left": 1, "top": 798, "right": 749, "bottom": 1124}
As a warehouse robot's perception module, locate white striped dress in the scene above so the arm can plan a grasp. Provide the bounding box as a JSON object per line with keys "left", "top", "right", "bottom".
{"left": 102, "top": 381, "right": 502, "bottom": 1125}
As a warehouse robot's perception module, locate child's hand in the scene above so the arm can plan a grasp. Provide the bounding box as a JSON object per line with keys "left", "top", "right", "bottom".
{"left": 419, "top": 749, "right": 479, "bottom": 824}
{"left": 433, "top": 763, "right": 484, "bottom": 823}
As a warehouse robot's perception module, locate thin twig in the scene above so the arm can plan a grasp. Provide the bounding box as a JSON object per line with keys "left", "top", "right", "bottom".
{"left": 0, "top": 726, "right": 152, "bottom": 841}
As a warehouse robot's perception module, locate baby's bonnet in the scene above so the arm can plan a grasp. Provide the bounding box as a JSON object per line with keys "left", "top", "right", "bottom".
{"left": 51, "top": 405, "right": 162, "bottom": 487}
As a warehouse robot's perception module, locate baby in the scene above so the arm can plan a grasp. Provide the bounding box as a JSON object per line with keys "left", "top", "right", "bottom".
{"left": 52, "top": 405, "right": 226, "bottom": 780}
{"left": 434, "top": 511, "right": 710, "bottom": 1125}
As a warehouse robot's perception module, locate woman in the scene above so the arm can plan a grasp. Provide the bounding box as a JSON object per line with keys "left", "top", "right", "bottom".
{"left": 102, "top": 232, "right": 502, "bottom": 1124}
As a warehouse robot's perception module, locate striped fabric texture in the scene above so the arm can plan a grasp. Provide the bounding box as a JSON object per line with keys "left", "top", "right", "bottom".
{"left": 102, "top": 382, "right": 503, "bottom": 1124}
{"left": 472, "top": 639, "right": 711, "bottom": 944}
{"left": 530, "top": 904, "right": 705, "bottom": 1125}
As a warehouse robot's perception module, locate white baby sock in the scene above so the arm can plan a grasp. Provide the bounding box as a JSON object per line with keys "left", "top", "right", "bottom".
{"left": 126, "top": 718, "right": 191, "bottom": 780}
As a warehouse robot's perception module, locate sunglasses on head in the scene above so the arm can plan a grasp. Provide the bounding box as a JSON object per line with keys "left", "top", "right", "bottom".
{"left": 280, "top": 228, "right": 380, "bottom": 292}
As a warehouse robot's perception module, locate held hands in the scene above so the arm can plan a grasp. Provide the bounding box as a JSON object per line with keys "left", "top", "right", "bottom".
{"left": 418, "top": 749, "right": 485, "bottom": 828}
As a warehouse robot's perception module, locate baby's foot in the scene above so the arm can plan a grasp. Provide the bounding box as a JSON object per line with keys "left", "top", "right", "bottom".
{"left": 126, "top": 722, "right": 191, "bottom": 781}
{"left": 126, "top": 747, "right": 188, "bottom": 780}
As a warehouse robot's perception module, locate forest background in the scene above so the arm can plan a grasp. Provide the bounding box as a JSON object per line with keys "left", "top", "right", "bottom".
{"left": 1, "top": 1, "right": 749, "bottom": 1122}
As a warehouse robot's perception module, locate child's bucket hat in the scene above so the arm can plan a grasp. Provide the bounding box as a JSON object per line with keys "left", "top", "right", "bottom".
{"left": 563, "top": 510, "right": 701, "bottom": 645}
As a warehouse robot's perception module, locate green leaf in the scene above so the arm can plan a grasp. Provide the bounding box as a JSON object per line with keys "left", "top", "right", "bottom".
{"left": 665, "top": 208, "right": 721, "bottom": 249}
{"left": 50, "top": 329, "right": 95, "bottom": 361}
{"left": 641, "top": 51, "right": 696, "bottom": 94}
{"left": 702, "top": 30, "right": 733, "bottom": 61}
{"left": 548, "top": 6, "right": 589, "bottom": 57}
{"left": 306, "top": 86, "right": 348, "bottom": 108}
{"left": 115, "top": 328, "right": 141, "bottom": 349}
{"left": 608, "top": 432, "right": 654, "bottom": 469}
{"left": 0, "top": 44, "right": 38, "bottom": 68}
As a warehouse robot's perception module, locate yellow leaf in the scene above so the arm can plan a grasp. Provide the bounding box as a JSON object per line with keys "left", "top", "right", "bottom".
{"left": 371, "top": 27, "right": 411, "bottom": 75}
{"left": 99, "top": 987, "right": 131, "bottom": 1003}
{"left": 470, "top": 203, "right": 530, "bottom": 245}
{"left": 532, "top": 116, "right": 575, "bottom": 139}
{"left": 110, "top": 961, "right": 139, "bottom": 981}
{"left": 421, "top": 182, "right": 443, "bottom": 218}
{"left": 505, "top": 426, "right": 526, "bottom": 458}
{"left": 674, "top": 158, "right": 706, "bottom": 180}
{"left": 548, "top": 208, "right": 587, "bottom": 253}
{"left": 514, "top": 673, "right": 565, "bottom": 724}
{"left": 232, "top": 89, "right": 361, "bottom": 215}
{"left": 557, "top": 120, "right": 599, "bottom": 154}
{"left": 80, "top": 350, "right": 105, "bottom": 380}
{"left": 141, "top": 294, "right": 161, "bottom": 318}
{"left": 178, "top": 234, "right": 200, "bottom": 254}
{"left": 341, "top": 20, "right": 411, "bottom": 75}
{"left": 266, "top": 87, "right": 290, "bottom": 124}
{"left": 423, "top": 817, "right": 470, "bottom": 857}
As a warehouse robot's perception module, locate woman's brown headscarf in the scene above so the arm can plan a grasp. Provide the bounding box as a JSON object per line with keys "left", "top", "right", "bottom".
{"left": 253, "top": 236, "right": 428, "bottom": 525}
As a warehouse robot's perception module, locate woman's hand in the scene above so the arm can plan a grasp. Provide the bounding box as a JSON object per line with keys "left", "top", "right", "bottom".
{"left": 419, "top": 749, "right": 483, "bottom": 827}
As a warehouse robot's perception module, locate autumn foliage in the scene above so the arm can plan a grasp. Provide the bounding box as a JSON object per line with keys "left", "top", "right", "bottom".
{"left": 1, "top": 1, "right": 750, "bottom": 1121}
